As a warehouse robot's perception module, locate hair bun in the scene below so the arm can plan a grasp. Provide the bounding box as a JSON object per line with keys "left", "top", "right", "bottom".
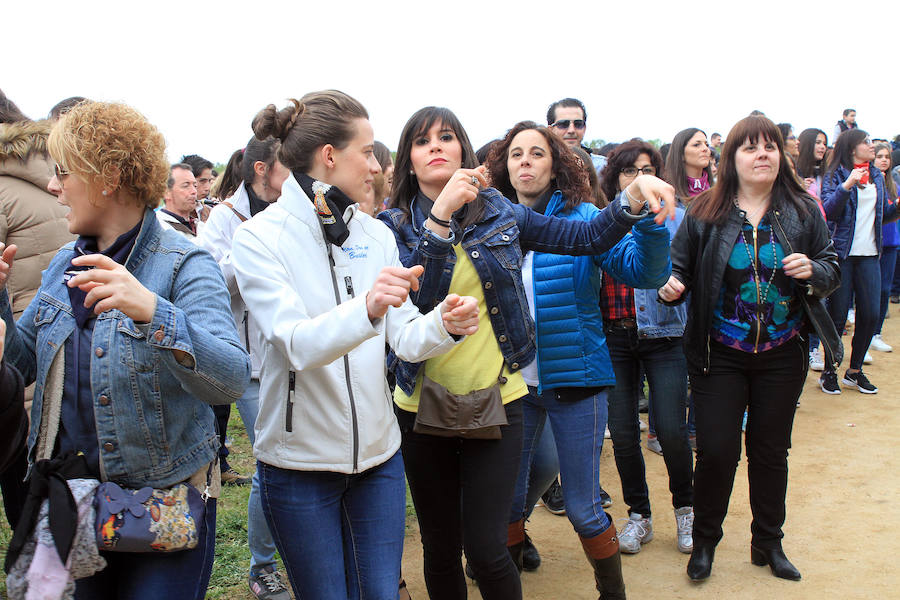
{"left": 252, "top": 99, "right": 305, "bottom": 142}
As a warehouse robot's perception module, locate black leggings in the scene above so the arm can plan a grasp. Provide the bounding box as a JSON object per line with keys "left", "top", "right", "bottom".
{"left": 397, "top": 399, "right": 523, "bottom": 600}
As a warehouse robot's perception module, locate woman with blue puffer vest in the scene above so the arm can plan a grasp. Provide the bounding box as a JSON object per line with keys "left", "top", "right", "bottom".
{"left": 819, "top": 130, "right": 898, "bottom": 395}
{"left": 380, "top": 109, "right": 674, "bottom": 600}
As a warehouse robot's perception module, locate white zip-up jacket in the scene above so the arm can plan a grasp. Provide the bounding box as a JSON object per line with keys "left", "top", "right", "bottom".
{"left": 231, "top": 174, "right": 460, "bottom": 473}
{"left": 198, "top": 183, "right": 263, "bottom": 378}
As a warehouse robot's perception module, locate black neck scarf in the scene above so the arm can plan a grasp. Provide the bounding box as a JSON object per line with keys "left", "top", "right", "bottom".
{"left": 246, "top": 184, "right": 270, "bottom": 217}
{"left": 65, "top": 220, "right": 142, "bottom": 328}
{"left": 294, "top": 172, "right": 355, "bottom": 247}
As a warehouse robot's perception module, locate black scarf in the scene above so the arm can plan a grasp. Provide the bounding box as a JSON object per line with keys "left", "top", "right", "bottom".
{"left": 294, "top": 172, "right": 354, "bottom": 247}
{"left": 246, "top": 184, "right": 270, "bottom": 217}
{"left": 65, "top": 220, "right": 142, "bottom": 328}
{"left": 529, "top": 188, "right": 556, "bottom": 216}
{"left": 4, "top": 452, "right": 94, "bottom": 573}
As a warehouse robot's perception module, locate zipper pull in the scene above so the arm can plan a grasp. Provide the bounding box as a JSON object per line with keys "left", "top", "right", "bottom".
{"left": 344, "top": 276, "right": 355, "bottom": 297}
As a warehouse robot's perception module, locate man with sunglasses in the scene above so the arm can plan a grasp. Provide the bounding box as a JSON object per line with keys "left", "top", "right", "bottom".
{"left": 546, "top": 97, "right": 607, "bottom": 175}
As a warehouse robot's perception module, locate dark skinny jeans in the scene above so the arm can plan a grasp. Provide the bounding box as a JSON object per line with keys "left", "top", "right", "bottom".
{"left": 690, "top": 338, "right": 806, "bottom": 551}
{"left": 397, "top": 400, "right": 523, "bottom": 600}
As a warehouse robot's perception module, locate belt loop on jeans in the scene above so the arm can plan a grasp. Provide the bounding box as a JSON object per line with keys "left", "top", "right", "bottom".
{"left": 606, "top": 318, "right": 638, "bottom": 330}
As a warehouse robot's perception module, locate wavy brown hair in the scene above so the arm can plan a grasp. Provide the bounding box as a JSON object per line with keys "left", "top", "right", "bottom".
{"left": 484, "top": 121, "right": 590, "bottom": 212}
{"left": 689, "top": 115, "right": 810, "bottom": 224}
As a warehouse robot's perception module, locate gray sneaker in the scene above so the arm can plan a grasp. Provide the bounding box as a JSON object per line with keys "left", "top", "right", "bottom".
{"left": 249, "top": 565, "right": 291, "bottom": 600}
{"left": 646, "top": 435, "right": 662, "bottom": 456}
{"left": 674, "top": 506, "right": 694, "bottom": 554}
{"left": 618, "top": 513, "right": 653, "bottom": 554}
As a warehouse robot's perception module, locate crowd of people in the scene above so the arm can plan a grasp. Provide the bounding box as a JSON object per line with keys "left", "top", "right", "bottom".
{"left": 0, "top": 86, "right": 898, "bottom": 600}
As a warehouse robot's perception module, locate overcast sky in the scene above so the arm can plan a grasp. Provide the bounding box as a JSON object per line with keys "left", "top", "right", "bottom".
{"left": 6, "top": 1, "right": 898, "bottom": 164}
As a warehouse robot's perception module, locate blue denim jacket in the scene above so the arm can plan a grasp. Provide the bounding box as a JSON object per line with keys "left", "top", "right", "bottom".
{"left": 1, "top": 209, "right": 250, "bottom": 488}
{"left": 378, "top": 187, "right": 648, "bottom": 395}
{"left": 634, "top": 204, "right": 688, "bottom": 338}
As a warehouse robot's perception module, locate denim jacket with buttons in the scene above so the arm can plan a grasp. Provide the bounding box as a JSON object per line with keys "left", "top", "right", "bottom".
{"left": 634, "top": 203, "right": 688, "bottom": 338}
{"left": 378, "top": 187, "right": 656, "bottom": 395}
{"left": 1, "top": 209, "right": 250, "bottom": 489}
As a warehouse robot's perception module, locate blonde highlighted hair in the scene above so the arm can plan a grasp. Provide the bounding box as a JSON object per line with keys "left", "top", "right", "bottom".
{"left": 48, "top": 101, "right": 168, "bottom": 208}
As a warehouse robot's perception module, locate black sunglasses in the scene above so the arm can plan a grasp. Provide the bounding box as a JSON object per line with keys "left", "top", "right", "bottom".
{"left": 552, "top": 119, "right": 586, "bottom": 131}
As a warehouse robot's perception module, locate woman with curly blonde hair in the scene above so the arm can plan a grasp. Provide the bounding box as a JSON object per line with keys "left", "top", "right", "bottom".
{"left": 0, "top": 101, "right": 251, "bottom": 599}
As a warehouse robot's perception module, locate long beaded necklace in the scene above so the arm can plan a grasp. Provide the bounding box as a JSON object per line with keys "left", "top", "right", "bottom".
{"left": 735, "top": 198, "right": 778, "bottom": 305}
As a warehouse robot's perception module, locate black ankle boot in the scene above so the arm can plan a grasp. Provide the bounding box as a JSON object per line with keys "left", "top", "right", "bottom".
{"left": 687, "top": 544, "right": 715, "bottom": 581}
{"left": 522, "top": 533, "right": 541, "bottom": 571}
{"left": 750, "top": 546, "right": 801, "bottom": 581}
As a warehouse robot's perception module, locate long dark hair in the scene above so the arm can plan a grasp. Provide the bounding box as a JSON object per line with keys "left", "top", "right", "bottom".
{"left": 875, "top": 143, "right": 897, "bottom": 199}
{"left": 484, "top": 121, "right": 591, "bottom": 211}
{"left": 389, "top": 106, "right": 481, "bottom": 226}
{"left": 796, "top": 128, "right": 827, "bottom": 179}
{"left": 600, "top": 139, "right": 665, "bottom": 205}
{"left": 827, "top": 129, "right": 869, "bottom": 173}
{"left": 665, "top": 127, "right": 713, "bottom": 200}
{"left": 689, "top": 116, "right": 810, "bottom": 224}
{"left": 214, "top": 136, "right": 280, "bottom": 201}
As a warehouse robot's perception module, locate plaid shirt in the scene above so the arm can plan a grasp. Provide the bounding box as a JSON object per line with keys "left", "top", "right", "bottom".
{"left": 599, "top": 270, "right": 636, "bottom": 321}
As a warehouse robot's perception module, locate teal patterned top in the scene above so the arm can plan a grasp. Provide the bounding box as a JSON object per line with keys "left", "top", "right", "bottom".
{"left": 711, "top": 216, "right": 803, "bottom": 352}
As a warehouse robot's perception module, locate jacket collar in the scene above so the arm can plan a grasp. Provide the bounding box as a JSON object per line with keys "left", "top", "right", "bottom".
{"left": 278, "top": 173, "right": 358, "bottom": 236}
{"left": 122, "top": 209, "right": 163, "bottom": 272}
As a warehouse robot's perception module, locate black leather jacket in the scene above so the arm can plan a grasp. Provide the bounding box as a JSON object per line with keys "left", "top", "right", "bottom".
{"left": 665, "top": 194, "right": 842, "bottom": 374}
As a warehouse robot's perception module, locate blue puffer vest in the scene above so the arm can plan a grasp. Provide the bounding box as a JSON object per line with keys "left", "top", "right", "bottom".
{"left": 531, "top": 191, "right": 671, "bottom": 392}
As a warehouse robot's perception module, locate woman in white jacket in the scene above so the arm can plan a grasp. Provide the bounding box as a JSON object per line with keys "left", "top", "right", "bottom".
{"left": 198, "top": 136, "right": 293, "bottom": 597}
{"left": 231, "top": 90, "right": 479, "bottom": 600}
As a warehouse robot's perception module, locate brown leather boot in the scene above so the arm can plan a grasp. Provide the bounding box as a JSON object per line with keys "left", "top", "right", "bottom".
{"left": 507, "top": 518, "right": 525, "bottom": 572}
{"left": 580, "top": 517, "right": 626, "bottom": 600}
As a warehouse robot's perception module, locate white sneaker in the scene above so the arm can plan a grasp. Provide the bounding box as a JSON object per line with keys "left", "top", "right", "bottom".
{"left": 646, "top": 434, "right": 663, "bottom": 455}
{"left": 618, "top": 513, "right": 653, "bottom": 554}
{"left": 604, "top": 426, "right": 611, "bottom": 439}
{"left": 864, "top": 351, "right": 874, "bottom": 364}
{"left": 674, "top": 506, "right": 694, "bottom": 554}
{"left": 809, "top": 348, "right": 824, "bottom": 371}
{"left": 870, "top": 334, "right": 893, "bottom": 352}
{"left": 848, "top": 308, "right": 855, "bottom": 324}
{"left": 638, "top": 419, "right": 647, "bottom": 432}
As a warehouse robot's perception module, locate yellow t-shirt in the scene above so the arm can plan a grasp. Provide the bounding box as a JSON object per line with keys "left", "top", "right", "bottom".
{"left": 394, "top": 244, "right": 527, "bottom": 413}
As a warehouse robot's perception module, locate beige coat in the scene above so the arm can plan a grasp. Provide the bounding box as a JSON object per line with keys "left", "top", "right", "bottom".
{"left": 0, "top": 120, "right": 75, "bottom": 319}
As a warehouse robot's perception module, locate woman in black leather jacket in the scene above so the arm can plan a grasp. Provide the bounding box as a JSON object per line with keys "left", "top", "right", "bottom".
{"left": 659, "top": 115, "right": 841, "bottom": 583}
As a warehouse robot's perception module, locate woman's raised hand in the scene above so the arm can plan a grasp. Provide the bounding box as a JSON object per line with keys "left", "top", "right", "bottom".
{"left": 658, "top": 275, "right": 685, "bottom": 302}
{"left": 430, "top": 165, "right": 488, "bottom": 221}
{"left": 0, "top": 243, "right": 18, "bottom": 290}
{"left": 842, "top": 167, "right": 868, "bottom": 190}
{"left": 440, "top": 294, "right": 479, "bottom": 336}
{"left": 66, "top": 254, "right": 158, "bottom": 322}
{"left": 624, "top": 176, "right": 677, "bottom": 224}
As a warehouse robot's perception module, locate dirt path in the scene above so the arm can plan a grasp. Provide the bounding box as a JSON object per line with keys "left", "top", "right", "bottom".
{"left": 401, "top": 313, "right": 900, "bottom": 599}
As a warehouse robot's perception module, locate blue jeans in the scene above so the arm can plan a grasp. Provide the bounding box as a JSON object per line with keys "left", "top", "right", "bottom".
{"left": 234, "top": 379, "right": 277, "bottom": 575}
{"left": 826, "top": 256, "right": 881, "bottom": 371}
{"left": 878, "top": 247, "right": 898, "bottom": 334}
{"left": 509, "top": 388, "right": 612, "bottom": 539}
{"left": 523, "top": 422, "right": 560, "bottom": 520}
{"left": 75, "top": 499, "right": 216, "bottom": 600}
{"left": 605, "top": 329, "right": 694, "bottom": 517}
{"left": 259, "top": 452, "right": 406, "bottom": 600}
